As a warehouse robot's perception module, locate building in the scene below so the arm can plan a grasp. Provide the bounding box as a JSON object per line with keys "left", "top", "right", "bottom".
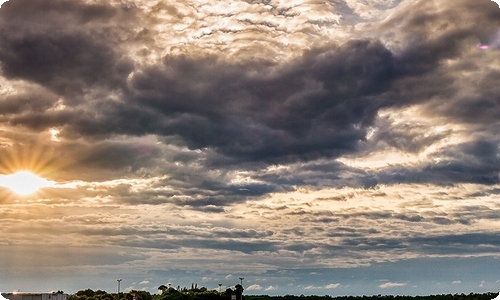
{"left": 1, "top": 293, "right": 68, "bottom": 300}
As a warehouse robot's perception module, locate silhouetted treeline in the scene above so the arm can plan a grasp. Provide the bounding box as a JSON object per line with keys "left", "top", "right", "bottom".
{"left": 68, "top": 289, "right": 152, "bottom": 300}
{"left": 69, "top": 288, "right": 499, "bottom": 300}
{"left": 245, "top": 293, "right": 499, "bottom": 300}
{"left": 68, "top": 286, "right": 227, "bottom": 300}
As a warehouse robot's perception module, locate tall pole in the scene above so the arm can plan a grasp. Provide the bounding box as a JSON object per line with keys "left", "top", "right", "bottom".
{"left": 117, "top": 279, "right": 122, "bottom": 300}
{"left": 237, "top": 278, "right": 244, "bottom": 300}
{"left": 218, "top": 283, "right": 222, "bottom": 294}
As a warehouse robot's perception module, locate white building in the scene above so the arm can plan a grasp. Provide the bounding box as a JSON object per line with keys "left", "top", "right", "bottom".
{"left": 1, "top": 293, "right": 67, "bottom": 300}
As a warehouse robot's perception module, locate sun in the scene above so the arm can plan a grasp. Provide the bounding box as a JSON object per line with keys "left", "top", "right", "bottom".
{"left": 0, "top": 170, "right": 55, "bottom": 196}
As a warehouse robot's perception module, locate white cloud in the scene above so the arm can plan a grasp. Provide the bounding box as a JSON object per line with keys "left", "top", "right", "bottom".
{"left": 265, "top": 286, "right": 278, "bottom": 291}
{"left": 140, "top": 280, "right": 150, "bottom": 285}
{"left": 225, "top": 274, "right": 233, "bottom": 280}
{"left": 304, "top": 285, "right": 322, "bottom": 290}
{"left": 379, "top": 282, "right": 407, "bottom": 289}
{"left": 246, "top": 284, "right": 262, "bottom": 291}
{"left": 452, "top": 281, "right": 462, "bottom": 284}
{"left": 325, "top": 283, "right": 341, "bottom": 289}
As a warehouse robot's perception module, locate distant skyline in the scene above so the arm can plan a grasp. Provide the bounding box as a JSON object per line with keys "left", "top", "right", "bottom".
{"left": 1, "top": 0, "right": 500, "bottom": 297}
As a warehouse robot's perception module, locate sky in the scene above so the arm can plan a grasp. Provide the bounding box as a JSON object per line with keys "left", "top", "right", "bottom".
{"left": 0, "top": 0, "right": 500, "bottom": 297}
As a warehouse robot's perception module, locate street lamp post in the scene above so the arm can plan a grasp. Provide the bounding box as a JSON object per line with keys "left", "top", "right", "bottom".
{"left": 218, "top": 284, "right": 222, "bottom": 294}
{"left": 239, "top": 278, "right": 244, "bottom": 287}
{"left": 117, "top": 279, "right": 122, "bottom": 300}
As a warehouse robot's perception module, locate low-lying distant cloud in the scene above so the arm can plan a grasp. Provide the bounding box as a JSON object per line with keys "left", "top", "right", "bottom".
{"left": 325, "top": 283, "right": 341, "bottom": 289}
{"left": 304, "top": 286, "right": 323, "bottom": 290}
{"left": 246, "top": 285, "right": 262, "bottom": 291}
{"left": 379, "top": 282, "right": 407, "bottom": 289}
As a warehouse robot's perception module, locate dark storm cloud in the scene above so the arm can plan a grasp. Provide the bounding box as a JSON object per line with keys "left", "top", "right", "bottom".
{"left": 41, "top": 139, "right": 290, "bottom": 207}
{"left": 1, "top": 0, "right": 499, "bottom": 190}
{"left": 125, "top": 39, "right": 397, "bottom": 163}
{"left": 379, "top": 0, "right": 500, "bottom": 117}
{"left": 2, "top": 0, "right": 399, "bottom": 163}
{"left": 0, "top": 0, "right": 133, "bottom": 98}
{"left": 363, "top": 115, "right": 452, "bottom": 154}
{"left": 376, "top": 139, "right": 500, "bottom": 185}
{"left": 380, "top": 0, "right": 500, "bottom": 68}
{"left": 0, "top": 88, "right": 56, "bottom": 116}
{"left": 424, "top": 140, "right": 500, "bottom": 184}
{"left": 71, "top": 140, "right": 163, "bottom": 172}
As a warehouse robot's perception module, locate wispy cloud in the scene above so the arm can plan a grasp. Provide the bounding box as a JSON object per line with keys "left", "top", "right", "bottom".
{"left": 379, "top": 282, "right": 407, "bottom": 289}
{"left": 325, "top": 283, "right": 341, "bottom": 289}
{"left": 247, "top": 285, "right": 263, "bottom": 291}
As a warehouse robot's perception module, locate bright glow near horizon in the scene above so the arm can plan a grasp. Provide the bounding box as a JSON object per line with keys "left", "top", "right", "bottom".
{"left": 0, "top": 170, "right": 55, "bottom": 196}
